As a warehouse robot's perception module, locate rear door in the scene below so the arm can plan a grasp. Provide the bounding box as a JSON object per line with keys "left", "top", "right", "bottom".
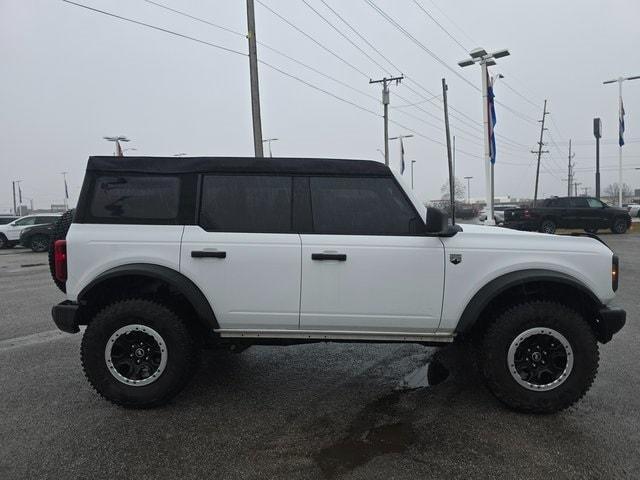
{"left": 569, "top": 198, "right": 591, "bottom": 228}
{"left": 180, "top": 174, "right": 301, "bottom": 331}
{"left": 299, "top": 176, "right": 444, "bottom": 333}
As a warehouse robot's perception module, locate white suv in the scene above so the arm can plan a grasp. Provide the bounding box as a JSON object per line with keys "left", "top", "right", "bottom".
{"left": 50, "top": 156, "right": 625, "bottom": 412}
{"left": 0, "top": 214, "right": 61, "bottom": 248}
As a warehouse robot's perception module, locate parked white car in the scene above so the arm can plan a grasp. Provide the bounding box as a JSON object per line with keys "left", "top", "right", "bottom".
{"left": 626, "top": 203, "right": 640, "bottom": 218}
{"left": 50, "top": 156, "right": 625, "bottom": 413}
{"left": 0, "top": 214, "right": 61, "bottom": 248}
{"left": 479, "top": 204, "right": 519, "bottom": 224}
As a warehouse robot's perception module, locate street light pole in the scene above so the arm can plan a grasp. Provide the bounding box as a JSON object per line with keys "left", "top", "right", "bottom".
{"left": 603, "top": 74, "right": 640, "bottom": 206}
{"left": 411, "top": 160, "right": 416, "bottom": 189}
{"left": 262, "top": 138, "right": 279, "bottom": 158}
{"left": 464, "top": 176, "right": 473, "bottom": 204}
{"left": 103, "top": 136, "right": 130, "bottom": 156}
{"left": 458, "top": 48, "right": 510, "bottom": 226}
{"left": 389, "top": 134, "right": 413, "bottom": 173}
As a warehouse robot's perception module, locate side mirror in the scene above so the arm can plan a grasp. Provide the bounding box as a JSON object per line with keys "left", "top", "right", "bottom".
{"left": 425, "top": 208, "right": 447, "bottom": 233}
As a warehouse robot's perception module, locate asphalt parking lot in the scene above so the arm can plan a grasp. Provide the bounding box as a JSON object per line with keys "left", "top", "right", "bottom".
{"left": 1, "top": 234, "right": 639, "bottom": 479}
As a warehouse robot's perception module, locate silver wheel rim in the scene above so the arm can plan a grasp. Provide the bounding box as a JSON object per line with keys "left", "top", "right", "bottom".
{"left": 507, "top": 327, "right": 573, "bottom": 391}
{"left": 104, "top": 324, "right": 168, "bottom": 387}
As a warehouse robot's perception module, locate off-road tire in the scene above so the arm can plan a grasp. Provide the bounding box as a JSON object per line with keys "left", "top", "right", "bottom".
{"left": 539, "top": 219, "right": 556, "bottom": 234}
{"left": 30, "top": 234, "right": 50, "bottom": 252}
{"left": 81, "top": 298, "right": 199, "bottom": 408}
{"left": 48, "top": 209, "right": 75, "bottom": 292}
{"left": 611, "top": 217, "right": 628, "bottom": 234}
{"left": 480, "top": 300, "right": 599, "bottom": 414}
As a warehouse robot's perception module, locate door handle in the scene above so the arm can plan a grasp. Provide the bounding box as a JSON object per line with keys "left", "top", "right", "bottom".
{"left": 312, "top": 253, "right": 347, "bottom": 261}
{"left": 191, "top": 250, "right": 226, "bottom": 258}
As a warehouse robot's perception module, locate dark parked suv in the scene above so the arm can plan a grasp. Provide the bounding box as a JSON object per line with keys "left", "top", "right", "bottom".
{"left": 504, "top": 197, "right": 632, "bottom": 234}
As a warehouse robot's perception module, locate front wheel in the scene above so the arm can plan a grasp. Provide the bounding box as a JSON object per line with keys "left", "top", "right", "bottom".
{"left": 81, "top": 299, "right": 199, "bottom": 408}
{"left": 480, "top": 301, "right": 598, "bottom": 413}
{"left": 611, "top": 217, "right": 628, "bottom": 234}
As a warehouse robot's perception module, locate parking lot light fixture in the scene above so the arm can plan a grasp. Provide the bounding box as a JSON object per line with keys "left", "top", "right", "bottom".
{"left": 458, "top": 47, "right": 510, "bottom": 226}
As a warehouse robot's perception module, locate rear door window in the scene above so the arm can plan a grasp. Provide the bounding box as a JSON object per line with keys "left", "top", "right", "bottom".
{"left": 570, "top": 198, "right": 589, "bottom": 208}
{"left": 200, "top": 175, "right": 292, "bottom": 233}
{"left": 90, "top": 175, "right": 180, "bottom": 223}
{"left": 309, "top": 176, "right": 423, "bottom": 235}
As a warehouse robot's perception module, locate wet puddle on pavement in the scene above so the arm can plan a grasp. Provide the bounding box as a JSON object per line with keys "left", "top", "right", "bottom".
{"left": 395, "top": 358, "right": 450, "bottom": 391}
{"left": 314, "top": 358, "right": 450, "bottom": 478}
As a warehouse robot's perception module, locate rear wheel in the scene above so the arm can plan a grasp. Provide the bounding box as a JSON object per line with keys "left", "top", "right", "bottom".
{"left": 611, "top": 217, "right": 628, "bottom": 234}
{"left": 30, "top": 234, "right": 49, "bottom": 252}
{"left": 539, "top": 219, "right": 556, "bottom": 234}
{"left": 0, "top": 234, "right": 8, "bottom": 249}
{"left": 81, "top": 298, "right": 199, "bottom": 408}
{"left": 480, "top": 301, "right": 598, "bottom": 413}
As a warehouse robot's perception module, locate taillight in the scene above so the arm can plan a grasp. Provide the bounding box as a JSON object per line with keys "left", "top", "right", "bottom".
{"left": 54, "top": 240, "right": 67, "bottom": 282}
{"left": 523, "top": 209, "right": 531, "bottom": 219}
{"left": 612, "top": 255, "right": 619, "bottom": 292}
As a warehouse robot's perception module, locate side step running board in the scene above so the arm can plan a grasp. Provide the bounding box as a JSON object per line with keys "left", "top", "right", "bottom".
{"left": 214, "top": 329, "right": 455, "bottom": 343}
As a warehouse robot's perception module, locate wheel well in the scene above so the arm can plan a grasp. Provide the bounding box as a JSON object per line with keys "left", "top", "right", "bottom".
{"left": 78, "top": 274, "right": 216, "bottom": 345}
{"left": 465, "top": 280, "right": 602, "bottom": 342}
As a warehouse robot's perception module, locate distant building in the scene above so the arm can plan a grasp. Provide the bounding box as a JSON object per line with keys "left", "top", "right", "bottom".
{"left": 50, "top": 204, "right": 67, "bottom": 212}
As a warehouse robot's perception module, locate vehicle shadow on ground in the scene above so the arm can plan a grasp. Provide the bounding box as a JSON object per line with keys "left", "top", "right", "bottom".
{"left": 169, "top": 343, "right": 613, "bottom": 479}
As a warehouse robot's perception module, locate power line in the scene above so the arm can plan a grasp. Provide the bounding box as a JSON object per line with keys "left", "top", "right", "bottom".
{"left": 500, "top": 80, "right": 541, "bottom": 109}
{"left": 62, "top": 0, "right": 247, "bottom": 57}
{"left": 423, "top": 0, "right": 477, "bottom": 47}
{"left": 410, "top": 0, "right": 468, "bottom": 52}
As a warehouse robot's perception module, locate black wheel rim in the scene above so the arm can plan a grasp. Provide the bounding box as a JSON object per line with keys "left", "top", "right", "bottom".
{"left": 32, "top": 238, "right": 47, "bottom": 251}
{"left": 508, "top": 328, "right": 573, "bottom": 391}
{"left": 105, "top": 325, "right": 167, "bottom": 386}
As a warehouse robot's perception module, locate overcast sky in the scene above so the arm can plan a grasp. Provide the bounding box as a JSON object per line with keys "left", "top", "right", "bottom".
{"left": 2, "top": 0, "right": 640, "bottom": 212}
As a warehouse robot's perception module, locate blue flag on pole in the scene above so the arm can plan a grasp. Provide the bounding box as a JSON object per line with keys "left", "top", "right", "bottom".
{"left": 619, "top": 97, "right": 625, "bottom": 147}
{"left": 487, "top": 72, "right": 497, "bottom": 164}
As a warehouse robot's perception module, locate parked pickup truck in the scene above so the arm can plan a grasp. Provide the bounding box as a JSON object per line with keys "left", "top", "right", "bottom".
{"left": 503, "top": 197, "right": 632, "bottom": 234}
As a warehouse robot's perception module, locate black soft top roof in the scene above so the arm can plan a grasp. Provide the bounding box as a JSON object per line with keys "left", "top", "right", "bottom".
{"left": 87, "top": 156, "right": 391, "bottom": 176}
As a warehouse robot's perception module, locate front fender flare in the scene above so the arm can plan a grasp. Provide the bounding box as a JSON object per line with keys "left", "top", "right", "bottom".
{"left": 455, "top": 269, "right": 602, "bottom": 334}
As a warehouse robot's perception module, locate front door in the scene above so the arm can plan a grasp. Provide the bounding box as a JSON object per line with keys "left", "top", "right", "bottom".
{"left": 299, "top": 176, "right": 445, "bottom": 333}
{"left": 180, "top": 175, "right": 301, "bottom": 331}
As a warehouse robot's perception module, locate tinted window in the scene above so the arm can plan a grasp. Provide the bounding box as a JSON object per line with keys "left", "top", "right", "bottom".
{"left": 309, "top": 176, "right": 423, "bottom": 235}
{"left": 90, "top": 175, "right": 180, "bottom": 221}
{"left": 35, "top": 216, "right": 58, "bottom": 224}
{"left": 200, "top": 175, "right": 292, "bottom": 233}
{"left": 570, "top": 198, "right": 589, "bottom": 208}
{"left": 546, "top": 198, "right": 569, "bottom": 207}
{"left": 587, "top": 198, "right": 604, "bottom": 208}
{"left": 13, "top": 217, "right": 37, "bottom": 226}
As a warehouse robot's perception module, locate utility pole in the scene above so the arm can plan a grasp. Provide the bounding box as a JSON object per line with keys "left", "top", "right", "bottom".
{"left": 593, "top": 118, "right": 602, "bottom": 199}
{"left": 603, "top": 74, "right": 640, "bottom": 206}
{"left": 442, "top": 78, "right": 455, "bottom": 224}
{"left": 567, "top": 139, "right": 575, "bottom": 197}
{"left": 531, "top": 100, "right": 549, "bottom": 205}
{"left": 574, "top": 182, "right": 582, "bottom": 197}
{"left": 246, "top": 0, "right": 264, "bottom": 157}
{"left": 458, "top": 47, "right": 511, "bottom": 225}
{"left": 370, "top": 75, "right": 404, "bottom": 166}
{"left": 464, "top": 176, "right": 473, "bottom": 204}
{"left": 582, "top": 186, "right": 590, "bottom": 196}
{"left": 12, "top": 181, "right": 17, "bottom": 216}
{"left": 61, "top": 172, "right": 69, "bottom": 209}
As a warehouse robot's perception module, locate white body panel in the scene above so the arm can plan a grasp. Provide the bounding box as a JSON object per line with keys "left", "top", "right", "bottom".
{"left": 180, "top": 226, "right": 301, "bottom": 330}
{"left": 65, "top": 224, "right": 184, "bottom": 301}
{"left": 299, "top": 234, "right": 444, "bottom": 332}
{"left": 439, "top": 224, "right": 615, "bottom": 331}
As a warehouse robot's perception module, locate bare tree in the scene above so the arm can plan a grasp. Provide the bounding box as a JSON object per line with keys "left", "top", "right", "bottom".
{"left": 440, "top": 177, "right": 466, "bottom": 202}
{"left": 604, "top": 183, "right": 632, "bottom": 200}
